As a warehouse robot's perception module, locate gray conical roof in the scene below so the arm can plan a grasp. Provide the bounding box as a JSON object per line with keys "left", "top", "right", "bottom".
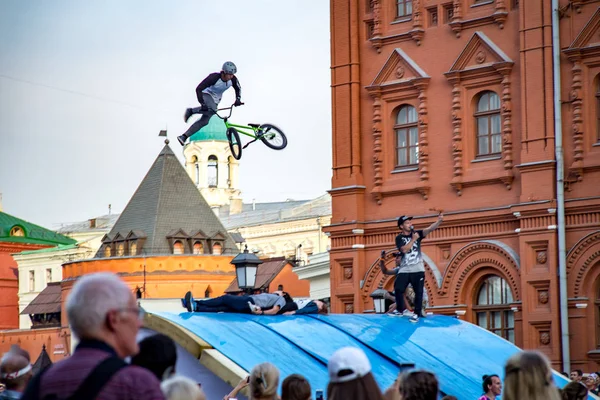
{"left": 95, "top": 143, "right": 236, "bottom": 257}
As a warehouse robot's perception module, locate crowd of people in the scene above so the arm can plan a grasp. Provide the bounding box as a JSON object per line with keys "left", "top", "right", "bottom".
{"left": 1, "top": 272, "right": 599, "bottom": 400}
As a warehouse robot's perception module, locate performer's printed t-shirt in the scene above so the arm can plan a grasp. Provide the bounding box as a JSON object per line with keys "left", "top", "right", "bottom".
{"left": 394, "top": 230, "right": 426, "bottom": 273}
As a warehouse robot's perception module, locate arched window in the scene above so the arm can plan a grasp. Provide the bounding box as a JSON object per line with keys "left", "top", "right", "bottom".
{"left": 129, "top": 241, "right": 137, "bottom": 256}
{"left": 227, "top": 156, "right": 234, "bottom": 188}
{"left": 397, "top": 0, "right": 413, "bottom": 17}
{"left": 475, "top": 91, "right": 501, "bottom": 156}
{"left": 10, "top": 226, "right": 24, "bottom": 237}
{"left": 212, "top": 243, "right": 222, "bottom": 255}
{"left": 474, "top": 275, "right": 515, "bottom": 343}
{"left": 193, "top": 242, "right": 204, "bottom": 255}
{"left": 173, "top": 241, "right": 184, "bottom": 255}
{"left": 395, "top": 105, "right": 419, "bottom": 168}
{"left": 104, "top": 245, "right": 112, "bottom": 258}
{"left": 207, "top": 155, "right": 218, "bottom": 187}
{"left": 191, "top": 155, "right": 199, "bottom": 186}
{"left": 596, "top": 76, "right": 600, "bottom": 142}
{"left": 116, "top": 242, "right": 125, "bottom": 257}
{"left": 596, "top": 278, "right": 600, "bottom": 348}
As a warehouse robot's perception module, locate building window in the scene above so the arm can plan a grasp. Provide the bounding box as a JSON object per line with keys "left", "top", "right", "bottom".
{"left": 173, "top": 241, "right": 184, "bottom": 255}
{"left": 397, "top": 0, "right": 413, "bottom": 17}
{"left": 474, "top": 275, "right": 515, "bottom": 343}
{"left": 207, "top": 155, "right": 218, "bottom": 187}
{"left": 104, "top": 245, "right": 112, "bottom": 258}
{"left": 475, "top": 91, "right": 502, "bottom": 156}
{"left": 29, "top": 271, "right": 35, "bottom": 292}
{"left": 227, "top": 156, "right": 234, "bottom": 188}
{"left": 596, "top": 279, "right": 600, "bottom": 348}
{"left": 130, "top": 241, "right": 137, "bottom": 256}
{"left": 212, "top": 243, "right": 222, "bottom": 255}
{"left": 116, "top": 242, "right": 125, "bottom": 257}
{"left": 46, "top": 268, "right": 52, "bottom": 284}
{"left": 193, "top": 242, "right": 204, "bottom": 255}
{"left": 443, "top": 3, "right": 454, "bottom": 23}
{"left": 596, "top": 76, "right": 600, "bottom": 142}
{"left": 395, "top": 105, "right": 419, "bottom": 168}
{"left": 428, "top": 7, "right": 438, "bottom": 27}
{"left": 191, "top": 155, "right": 199, "bottom": 186}
{"left": 9, "top": 226, "right": 25, "bottom": 237}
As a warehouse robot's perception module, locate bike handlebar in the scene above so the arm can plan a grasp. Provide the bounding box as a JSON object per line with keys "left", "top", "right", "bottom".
{"left": 214, "top": 103, "right": 244, "bottom": 119}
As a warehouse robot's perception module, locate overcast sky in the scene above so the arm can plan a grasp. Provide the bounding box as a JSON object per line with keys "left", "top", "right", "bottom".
{"left": 0, "top": 1, "right": 332, "bottom": 230}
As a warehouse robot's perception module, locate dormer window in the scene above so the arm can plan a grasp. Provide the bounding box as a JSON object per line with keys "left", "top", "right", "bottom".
{"left": 10, "top": 226, "right": 25, "bottom": 237}
{"left": 104, "top": 245, "right": 112, "bottom": 258}
{"left": 173, "top": 240, "right": 185, "bottom": 255}
{"left": 193, "top": 242, "right": 204, "bottom": 255}
{"left": 212, "top": 243, "right": 222, "bottom": 255}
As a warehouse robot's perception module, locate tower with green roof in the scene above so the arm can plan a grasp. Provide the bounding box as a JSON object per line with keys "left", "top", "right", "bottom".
{"left": 182, "top": 115, "right": 242, "bottom": 211}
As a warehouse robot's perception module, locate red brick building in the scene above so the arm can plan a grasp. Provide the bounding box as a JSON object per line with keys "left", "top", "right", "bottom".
{"left": 327, "top": 0, "right": 600, "bottom": 372}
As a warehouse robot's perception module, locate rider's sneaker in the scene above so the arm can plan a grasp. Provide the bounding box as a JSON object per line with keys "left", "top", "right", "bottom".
{"left": 248, "top": 301, "right": 260, "bottom": 313}
{"left": 184, "top": 291, "right": 194, "bottom": 312}
{"left": 402, "top": 309, "right": 415, "bottom": 317}
{"left": 409, "top": 314, "right": 420, "bottom": 323}
{"left": 389, "top": 310, "right": 401, "bottom": 316}
{"left": 177, "top": 135, "right": 186, "bottom": 147}
{"left": 183, "top": 108, "right": 193, "bottom": 123}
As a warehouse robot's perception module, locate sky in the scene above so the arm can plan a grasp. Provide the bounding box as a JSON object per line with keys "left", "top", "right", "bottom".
{"left": 0, "top": 0, "right": 332, "bottom": 230}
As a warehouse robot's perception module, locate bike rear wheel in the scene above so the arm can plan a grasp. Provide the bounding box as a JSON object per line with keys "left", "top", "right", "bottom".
{"left": 227, "top": 127, "right": 242, "bottom": 160}
{"left": 258, "top": 124, "right": 287, "bottom": 150}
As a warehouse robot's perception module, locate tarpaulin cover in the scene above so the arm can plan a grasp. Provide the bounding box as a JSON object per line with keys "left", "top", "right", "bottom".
{"left": 154, "top": 312, "right": 583, "bottom": 400}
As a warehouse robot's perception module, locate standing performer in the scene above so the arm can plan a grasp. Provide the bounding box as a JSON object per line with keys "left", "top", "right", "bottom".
{"left": 392, "top": 213, "right": 443, "bottom": 322}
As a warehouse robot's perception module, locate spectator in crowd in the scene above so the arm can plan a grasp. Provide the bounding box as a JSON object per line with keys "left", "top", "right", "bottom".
{"left": 161, "top": 376, "right": 205, "bottom": 400}
{"left": 560, "top": 381, "right": 588, "bottom": 400}
{"left": 502, "top": 350, "right": 561, "bottom": 400}
{"left": 249, "top": 362, "right": 279, "bottom": 400}
{"left": 131, "top": 334, "right": 177, "bottom": 381}
{"left": 20, "top": 272, "right": 165, "bottom": 400}
{"left": 0, "top": 352, "right": 33, "bottom": 399}
{"left": 327, "top": 347, "right": 383, "bottom": 400}
{"left": 281, "top": 374, "right": 311, "bottom": 400}
{"left": 398, "top": 370, "right": 439, "bottom": 400}
{"left": 223, "top": 376, "right": 249, "bottom": 400}
{"left": 570, "top": 369, "right": 583, "bottom": 383}
{"left": 584, "top": 373, "right": 599, "bottom": 396}
{"left": 182, "top": 291, "right": 289, "bottom": 315}
{"left": 479, "top": 374, "right": 502, "bottom": 400}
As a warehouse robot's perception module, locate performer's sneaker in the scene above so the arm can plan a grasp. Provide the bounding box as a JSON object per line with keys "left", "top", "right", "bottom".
{"left": 248, "top": 301, "right": 260, "bottom": 313}
{"left": 184, "top": 291, "right": 193, "bottom": 312}
{"left": 177, "top": 135, "right": 186, "bottom": 146}
{"left": 409, "top": 314, "right": 420, "bottom": 323}
{"left": 390, "top": 310, "right": 401, "bottom": 316}
{"left": 402, "top": 310, "right": 415, "bottom": 317}
{"left": 183, "top": 108, "right": 193, "bottom": 123}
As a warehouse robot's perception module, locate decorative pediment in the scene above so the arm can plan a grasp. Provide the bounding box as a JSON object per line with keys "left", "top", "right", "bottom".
{"left": 126, "top": 230, "right": 146, "bottom": 240}
{"left": 100, "top": 233, "right": 113, "bottom": 243}
{"left": 366, "top": 48, "right": 429, "bottom": 93}
{"left": 209, "top": 231, "right": 227, "bottom": 241}
{"left": 166, "top": 228, "right": 189, "bottom": 238}
{"left": 447, "top": 32, "right": 512, "bottom": 77}
{"left": 567, "top": 7, "right": 600, "bottom": 52}
{"left": 189, "top": 229, "right": 208, "bottom": 240}
{"left": 112, "top": 232, "right": 125, "bottom": 242}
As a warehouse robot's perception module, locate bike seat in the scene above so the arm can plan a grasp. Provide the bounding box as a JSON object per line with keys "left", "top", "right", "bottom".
{"left": 248, "top": 123, "right": 261, "bottom": 128}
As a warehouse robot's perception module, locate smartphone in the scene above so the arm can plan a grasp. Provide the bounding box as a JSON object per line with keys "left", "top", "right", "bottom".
{"left": 315, "top": 389, "right": 324, "bottom": 400}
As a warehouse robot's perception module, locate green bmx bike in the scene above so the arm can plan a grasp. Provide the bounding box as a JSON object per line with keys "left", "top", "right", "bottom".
{"left": 214, "top": 103, "right": 288, "bottom": 160}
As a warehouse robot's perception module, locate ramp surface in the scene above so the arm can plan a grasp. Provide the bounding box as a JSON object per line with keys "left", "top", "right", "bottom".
{"left": 153, "top": 311, "right": 584, "bottom": 399}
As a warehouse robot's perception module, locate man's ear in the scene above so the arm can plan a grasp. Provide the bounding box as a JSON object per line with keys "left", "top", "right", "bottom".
{"left": 105, "top": 310, "right": 119, "bottom": 332}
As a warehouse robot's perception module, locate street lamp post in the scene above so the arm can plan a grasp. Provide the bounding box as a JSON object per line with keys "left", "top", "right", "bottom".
{"left": 231, "top": 244, "right": 262, "bottom": 293}
{"left": 370, "top": 288, "right": 388, "bottom": 314}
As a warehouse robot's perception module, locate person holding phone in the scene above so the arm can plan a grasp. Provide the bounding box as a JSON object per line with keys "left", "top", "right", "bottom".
{"left": 393, "top": 213, "right": 443, "bottom": 323}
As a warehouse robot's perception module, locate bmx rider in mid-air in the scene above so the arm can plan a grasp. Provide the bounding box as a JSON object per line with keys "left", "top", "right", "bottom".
{"left": 178, "top": 61, "right": 243, "bottom": 146}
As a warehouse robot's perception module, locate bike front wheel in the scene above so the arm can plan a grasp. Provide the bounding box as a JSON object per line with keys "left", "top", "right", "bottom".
{"left": 227, "top": 127, "right": 242, "bottom": 160}
{"left": 258, "top": 124, "right": 287, "bottom": 150}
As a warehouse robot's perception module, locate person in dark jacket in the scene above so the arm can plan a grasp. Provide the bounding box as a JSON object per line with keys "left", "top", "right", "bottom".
{"left": 178, "top": 61, "right": 242, "bottom": 146}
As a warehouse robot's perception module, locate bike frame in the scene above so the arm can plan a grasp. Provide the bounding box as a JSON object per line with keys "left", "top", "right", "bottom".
{"left": 214, "top": 105, "right": 260, "bottom": 139}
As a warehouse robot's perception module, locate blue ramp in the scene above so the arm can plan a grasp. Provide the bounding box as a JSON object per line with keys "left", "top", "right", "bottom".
{"left": 154, "top": 312, "right": 585, "bottom": 400}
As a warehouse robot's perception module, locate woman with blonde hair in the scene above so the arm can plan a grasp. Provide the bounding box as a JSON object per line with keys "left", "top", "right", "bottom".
{"left": 161, "top": 375, "right": 206, "bottom": 400}
{"left": 502, "top": 351, "right": 561, "bottom": 400}
{"left": 249, "top": 362, "right": 280, "bottom": 400}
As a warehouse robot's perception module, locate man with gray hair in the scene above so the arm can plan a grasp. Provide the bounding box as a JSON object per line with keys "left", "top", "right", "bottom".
{"left": 21, "top": 272, "right": 165, "bottom": 400}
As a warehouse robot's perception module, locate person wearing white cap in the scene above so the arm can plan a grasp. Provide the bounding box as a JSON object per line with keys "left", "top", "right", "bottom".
{"left": 326, "top": 347, "right": 383, "bottom": 400}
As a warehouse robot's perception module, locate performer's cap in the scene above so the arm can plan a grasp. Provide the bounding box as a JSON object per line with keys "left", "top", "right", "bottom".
{"left": 328, "top": 347, "right": 372, "bottom": 383}
{"left": 397, "top": 215, "right": 413, "bottom": 227}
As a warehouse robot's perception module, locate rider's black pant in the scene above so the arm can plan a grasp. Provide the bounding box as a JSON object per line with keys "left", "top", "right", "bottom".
{"left": 183, "top": 93, "right": 217, "bottom": 138}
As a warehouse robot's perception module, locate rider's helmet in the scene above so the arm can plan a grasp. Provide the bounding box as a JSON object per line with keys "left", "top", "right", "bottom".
{"left": 222, "top": 61, "right": 237, "bottom": 75}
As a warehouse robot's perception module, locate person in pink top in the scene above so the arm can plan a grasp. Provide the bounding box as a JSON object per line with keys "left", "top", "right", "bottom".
{"left": 479, "top": 374, "right": 502, "bottom": 400}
